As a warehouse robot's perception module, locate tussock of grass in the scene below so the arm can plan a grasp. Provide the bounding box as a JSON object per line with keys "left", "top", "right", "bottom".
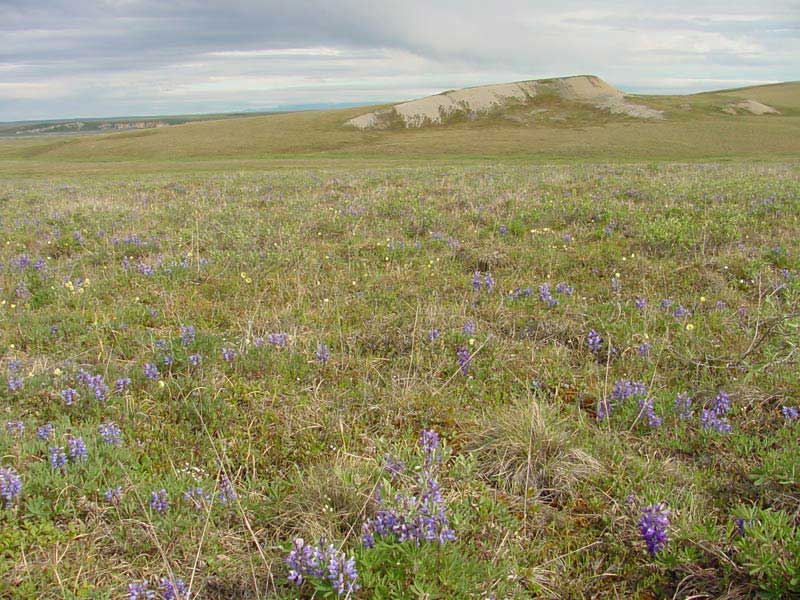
{"left": 467, "top": 398, "right": 601, "bottom": 502}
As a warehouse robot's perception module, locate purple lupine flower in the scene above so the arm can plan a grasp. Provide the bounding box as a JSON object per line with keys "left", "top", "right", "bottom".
{"left": 555, "top": 282, "right": 573, "bottom": 296}
{"left": 361, "top": 431, "right": 455, "bottom": 549}
{"left": 89, "top": 375, "right": 109, "bottom": 401}
{"left": 7, "top": 376, "right": 23, "bottom": 392}
{"left": 712, "top": 391, "right": 731, "bottom": 415}
{"left": 15, "top": 281, "right": 30, "bottom": 299}
{"left": 660, "top": 298, "right": 674, "bottom": 310}
{"left": 539, "top": 283, "right": 558, "bottom": 307}
{"left": 315, "top": 344, "right": 331, "bottom": 364}
{"left": 499, "top": 224, "right": 507, "bottom": 234}
{"left": 61, "top": 388, "right": 79, "bottom": 406}
{"left": 701, "top": 409, "right": 731, "bottom": 434}
{"left": 564, "top": 233, "right": 573, "bottom": 242}
{"left": 115, "top": 377, "right": 132, "bottom": 393}
{"left": 218, "top": 474, "right": 237, "bottom": 505}
{"left": 163, "top": 355, "right": 174, "bottom": 367}
{"left": 421, "top": 430, "right": 441, "bottom": 468}
{"left": 635, "top": 297, "right": 647, "bottom": 311}
{"left": 188, "top": 353, "right": 202, "bottom": 367}
{"left": 328, "top": 551, "right": 359, "bottom": 596}
{"left": 99, "top": 422, "right": 122, "bottom": 446}
{"left": 127, "top": 580, "right": 154, "bottom": 600}
{"left": 462, "top": 320, "right": 476, "bottom": 335}
{"left": 5, "top": 421, "right": 24, "bottom": 438}
{"left": 472, "top": 271, "right": 482, "bottom": 292}
{"left": 427, "top": 329, "right": 440, "bottom": 342}
{"left": 184, "top": 487, "right": 212, "bottom": 510}
{"left": 8, "top": 360, "right": 22, "bottom": 373}
{"left": 639, "top": 503, "right": 670, "bottom": 556}
{"left": 104, "top": 486, "right": 122, "bottom": 504}
{"left": 675, "top": 392, "right": 693, "bottom": 420}
{"left": 37, "top": 423, "right": 54, "bottom": 440}
{"left": 49, "top": 447, "right": 68, "bottom": 471}
{"left": 0, "top": 467, "right": 22, "bottom": 508}
{"left": 267, "top": 333, "right": 289, "bottom": 348}
{"left": 221, "top": 348, "right": 235, "bottom": 362}
{"left": 160, "top": 577, "right": 188, "bottom": 600}
{"left": 149, "top": 489, "right": 169, "bottom": 515}
{"left": 638, "top": 397, "right": 662, "bottom": 428}
{"left": 67, "top": 437, "right": 88, "bottom": 462}
{"left": 285, "top": 537, "right": 359, "bottom": 596}
{"left": 143, "top": 363, "right": 160, "bottom": 380}
{"left": 253, "top": 336, "right": 265, "bottom": 348}
{"left": 672, "top": 306, "right": 690, "bottom": 319}
{"left": 735, "top": 517, "right": 751, "bottom": 536}
{"left": 781, "top": 406, "right": 799, "bottom": 420}
{"left": 587, "top": 329, "right": 602, "bottom": 354}
{"left": 611, "top": 380, "right": 647, "bottom": 402}
{"left": 484, "top": 273, "right": 495, "bottom": 292}
{"left": 715, "top": 300, "right": 727, "bottom": 310}
{"left": 154, "top": 339, "right": 168, "bottom": 351}
{"left": 180, "top": 325, "right": 195, "bottom": 347}
{"left": 637, "top": 342, "right": 651, "bottom": 357}
{"left": 456, "top": 346, "right": 471, "bottom": 374}
{"left": 600, "top": 379, "right": 647, "bottom": 419}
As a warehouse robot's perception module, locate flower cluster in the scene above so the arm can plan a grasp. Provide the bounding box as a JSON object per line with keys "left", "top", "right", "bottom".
{"left": 99, "top": 422, "right": 123, "bottom": 446}
{"left": 456, "top": 346, "right": 471, "bottom": 374}
{"left": 675, "top": 392, "right": 694, "bottom": 420}
{"left": 5, "top": 421, "right": 24, "bottom": 437}
{"left": 538, "top": 283, "right": 558, "bottom": 307}
{"left": 361, "top": 430, "right": 455, "bottom": 549}
{"left": 600, "top": 380, "right": 648, "bottom": 419}
{"left": 267, "top": 332, "right": 289, "bottom": 347}
{"left": 471, "top": 271, "right": 495, "bottom": 293}
{"left": 285, "top": 538, "right": 359, "bottom": 597}
{"left": 316, "top": 343, "right": 331, "bottom": 364}
{"left": 150, "top": 489, "right": 169, "bottom": 515}
{"left": 0, "top": 467, "right": 22, "bottom": 508}
{"left": 639, "top": 503, "right": 670, "bottom": 556}
{"left": 68, "top": 437, "right": 88, "bottom": 462}
{"left": 701, "top": 391, "right": 732, "bottom": 434}
{"left": 587, "top": 329, "right": 603, "bottom": 354}
{"left": 179, "top": 325, "right": 195, "bottom": 346}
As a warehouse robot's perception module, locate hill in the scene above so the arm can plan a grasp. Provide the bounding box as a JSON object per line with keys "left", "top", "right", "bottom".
{"left": 1, "top": 76, "right": 799, "bottom": 168}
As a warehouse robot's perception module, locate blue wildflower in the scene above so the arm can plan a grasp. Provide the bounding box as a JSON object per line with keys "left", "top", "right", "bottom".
{"left": 0, "top": 467, "right": 22, "bottom": 508}
{"left": 639, "top": 503, "right": 670, "bottom": 556}
{"left": 150, "top": 489, "right": 169, "bottom": 515}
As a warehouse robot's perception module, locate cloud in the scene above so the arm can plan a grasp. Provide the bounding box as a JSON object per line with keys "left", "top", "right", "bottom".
{"left": 0, "top": 0, "right": 797, "bottom": 120}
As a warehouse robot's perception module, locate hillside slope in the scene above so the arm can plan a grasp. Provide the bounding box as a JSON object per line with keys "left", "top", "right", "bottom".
{"left": 0, "top": 79, "right": 798, "bottom": 165}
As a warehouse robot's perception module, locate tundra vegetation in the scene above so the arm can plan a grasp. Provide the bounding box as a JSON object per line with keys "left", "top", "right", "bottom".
{"left": 1, "top": 162, "right": 799, "bottom": 599}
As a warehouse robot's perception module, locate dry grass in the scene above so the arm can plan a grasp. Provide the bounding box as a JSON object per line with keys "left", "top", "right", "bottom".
{"left": 466, "top": 398, "right": 601, "bottom": 502}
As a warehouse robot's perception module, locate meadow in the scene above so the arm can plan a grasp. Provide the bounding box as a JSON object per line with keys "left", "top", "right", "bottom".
{"left": 1, "top": 161, "right": 799, "bottom": 599}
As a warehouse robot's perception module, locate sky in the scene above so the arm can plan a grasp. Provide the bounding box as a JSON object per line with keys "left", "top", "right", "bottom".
{"left": 1, "top": 0, "right": 798, "bottom": 121}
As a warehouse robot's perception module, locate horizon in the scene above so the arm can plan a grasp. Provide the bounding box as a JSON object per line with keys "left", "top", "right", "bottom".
{"left": 2, "top": 1, "right": 799, "bottom": 122}
{"left": 2, "top": 75, "right": 796, "bottom": 125}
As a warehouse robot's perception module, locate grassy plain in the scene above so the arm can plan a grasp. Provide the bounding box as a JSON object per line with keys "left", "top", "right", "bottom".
{"left": 0, "top": 81, "right": 799, "bottom": 599}
{"left": 1, "top": 161, "right": 799, "bottom": 599}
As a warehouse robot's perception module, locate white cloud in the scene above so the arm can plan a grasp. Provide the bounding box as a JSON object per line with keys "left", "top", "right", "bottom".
{"left": 0, "top": 0, "right": 797, "bottom": 120}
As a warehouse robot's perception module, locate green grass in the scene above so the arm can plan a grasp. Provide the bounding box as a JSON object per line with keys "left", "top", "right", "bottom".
{"left": 1, "top": 162, "right": 799, "bottom": 598}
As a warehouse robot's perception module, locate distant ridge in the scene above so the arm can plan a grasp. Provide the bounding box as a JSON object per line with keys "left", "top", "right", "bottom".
{"left": 346, "top": 75, "right": 664, "bottom": 129}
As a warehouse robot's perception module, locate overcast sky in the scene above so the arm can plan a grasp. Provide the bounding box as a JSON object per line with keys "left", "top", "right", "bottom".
{"left": 1, "top": 0, "right": 798, "bottom": 121}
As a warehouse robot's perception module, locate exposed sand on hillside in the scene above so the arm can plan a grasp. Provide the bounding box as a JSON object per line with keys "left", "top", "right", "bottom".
{"left": 346, "top": 75, "right": 663, "bottom": 129}
{"left": 723, "top": 100, "right": 780, "bottom": 115}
